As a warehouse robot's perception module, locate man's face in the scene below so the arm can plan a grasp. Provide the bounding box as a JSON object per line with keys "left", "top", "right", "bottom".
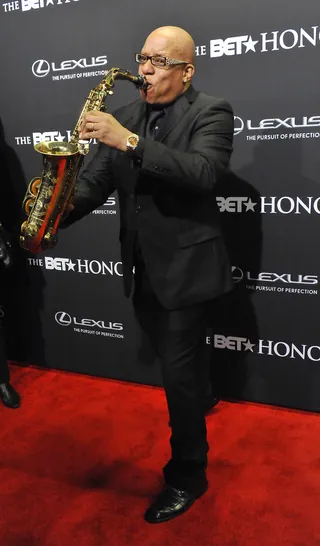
{"left": 138, "top": 34, "right": 187, "bottom": 105}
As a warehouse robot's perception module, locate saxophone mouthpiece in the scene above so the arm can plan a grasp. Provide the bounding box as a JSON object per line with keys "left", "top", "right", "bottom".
{"left": 115, "top": 70, "right": 149, "bottom": 90}
{"left": 135, "top": 75, "right": 149, "bottom": 90}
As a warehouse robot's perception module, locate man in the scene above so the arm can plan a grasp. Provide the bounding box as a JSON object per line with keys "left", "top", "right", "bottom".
{"left": 0, "top": 225, "right": 20, "bottom": 409}
{"left": 65, "top": 26, "right": 234, "bottom": 523}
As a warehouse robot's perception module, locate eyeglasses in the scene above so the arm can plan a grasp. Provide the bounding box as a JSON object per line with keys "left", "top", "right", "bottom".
{"left": 135, "top": 53, "right": 188, "bottom": 68}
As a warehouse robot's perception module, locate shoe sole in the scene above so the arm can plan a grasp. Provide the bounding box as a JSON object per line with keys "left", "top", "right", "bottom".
{"left": 2, "top": 401, "right": 20, "bottom": 409}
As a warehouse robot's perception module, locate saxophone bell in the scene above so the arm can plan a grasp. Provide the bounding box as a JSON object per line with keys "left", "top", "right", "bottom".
{"left": 34, "top": 141, "right": 78, "bottom": 157}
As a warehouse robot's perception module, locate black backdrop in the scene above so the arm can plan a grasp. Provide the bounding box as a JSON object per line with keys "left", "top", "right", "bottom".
{"left": 1, "top": 0, "right": 320, "bottom": 412}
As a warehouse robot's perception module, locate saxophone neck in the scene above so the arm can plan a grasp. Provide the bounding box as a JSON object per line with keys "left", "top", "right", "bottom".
{"left": 70, "top": 68, "right": 148, "bottom": 151}
{"left": 111, "top": 69, "right": 148, "bottom": 89}
{"left": 101, "top": 68, "right": 148, "bottom": 92}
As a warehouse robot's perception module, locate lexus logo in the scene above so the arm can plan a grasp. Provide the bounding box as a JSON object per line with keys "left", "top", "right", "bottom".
{"left": 231, "top": 266, "right": 244, "bottom": 283}
{"left": 55, "top": 311, "right": 72, "bottom": 326}
{"left": 234, "top": 116, "right": 244, "bottom": 136}
{"left": 32, "top": 59, "right": 50, "bottom": 77}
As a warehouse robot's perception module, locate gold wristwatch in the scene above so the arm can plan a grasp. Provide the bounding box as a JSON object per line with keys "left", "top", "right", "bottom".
{"left": 126, "top": 133, "right": 139, "bottom": 152}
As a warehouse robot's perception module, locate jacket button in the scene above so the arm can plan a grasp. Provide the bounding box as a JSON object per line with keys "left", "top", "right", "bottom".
{"left": 136, "top": 205, "right": 141, "bottom": 213}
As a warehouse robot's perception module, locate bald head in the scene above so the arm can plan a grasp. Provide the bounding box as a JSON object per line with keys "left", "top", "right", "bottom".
{"left": 138, "top": 26, "right": 195, "bottom": 105}
{"left": 144, "top": 26, "right": 195, "bottom": 65}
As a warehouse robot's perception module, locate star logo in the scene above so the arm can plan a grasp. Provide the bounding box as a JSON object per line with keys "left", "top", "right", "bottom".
{"left": 244, "top": 36, "right": 259, "bottom": 53}
{"left": 244, "top": 198, "right": 257, "bottom": 212}
{"left": 67, "top": 260, "right": 76, "bottom": 271}
{"left": 56, "top": 132, "right": 66, "bottom": 141}
{"left": 243, "top": 339, "right": 255, "bottom": 352}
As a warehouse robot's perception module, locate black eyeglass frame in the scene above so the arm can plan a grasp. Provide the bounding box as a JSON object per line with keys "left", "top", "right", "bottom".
{"left": 135, "top": 53, "right": 189, "bottom": 67}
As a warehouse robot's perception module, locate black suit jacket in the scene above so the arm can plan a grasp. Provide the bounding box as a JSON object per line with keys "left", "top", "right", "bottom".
{"left": 68, "top": 85, "right": 234, "bottom": 309}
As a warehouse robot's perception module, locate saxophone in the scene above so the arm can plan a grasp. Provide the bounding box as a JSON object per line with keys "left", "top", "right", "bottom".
{"left": 20, "top": 68, "right": 148, "bottom": 254}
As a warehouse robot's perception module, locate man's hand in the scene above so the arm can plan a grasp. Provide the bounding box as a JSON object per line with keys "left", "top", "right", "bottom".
{"left": 79, "top": 111, "right": 131, "bottom": 152}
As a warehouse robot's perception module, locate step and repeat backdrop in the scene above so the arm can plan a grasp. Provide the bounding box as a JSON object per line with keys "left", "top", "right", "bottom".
{"left": 0, "top": 0, "right": 319, "bottom": 411}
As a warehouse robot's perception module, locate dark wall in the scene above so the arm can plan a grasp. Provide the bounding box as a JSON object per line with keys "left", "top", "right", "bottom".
{"left": 0, "top": 0, "right": 320, "bottom": 411}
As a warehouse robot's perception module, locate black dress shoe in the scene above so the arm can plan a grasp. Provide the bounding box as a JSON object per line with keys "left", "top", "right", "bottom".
{"left": 0, "top": 383, "right": 21, "bottom": 409}
{"left": 144, "top": 485, "right": 203, "bottom": 523}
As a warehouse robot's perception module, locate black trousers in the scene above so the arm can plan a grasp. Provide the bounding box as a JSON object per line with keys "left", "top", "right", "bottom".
{"left": 133, "top": 250, "right": 212, "bottom": 496}
{"left": 0, "top": 325, "right": 9, "bottom": 384}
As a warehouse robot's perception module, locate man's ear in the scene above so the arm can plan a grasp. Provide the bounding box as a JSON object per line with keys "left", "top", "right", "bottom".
{"left": 183, "top": 64, "right": 195, "bottom": 83}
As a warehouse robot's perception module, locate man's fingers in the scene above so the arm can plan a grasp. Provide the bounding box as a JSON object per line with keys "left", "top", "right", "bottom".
{"left": 79, "top": 131, "right": 95, "bottom": 139}
{"left": 84, "top": 112, "right": 111, "bottom": 123}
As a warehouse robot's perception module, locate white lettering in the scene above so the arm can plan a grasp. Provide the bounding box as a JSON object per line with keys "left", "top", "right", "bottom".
{"left": 21, "top": 0, "right": 44, "bottom": 10}
{"left": 279, "top": 29, "right": 299, "bottom": 50}
{"left": 15, "top": 136, "right": 31, "bottom": 145}
{"left": 45, "top": 256, "right": 70, "bottom": 271}
{"left": 307, "top": 346, "right": 320, "bottom": 361}
{"left": 2, "top": 1, "right": 19, "bottom": 11}
{"left": 210, "top": 36, "right": 248, "bottom": 57}
{"left": 260, "top": 196, "right": 276, "bottom": 214}
{"left": 298, "top": 26, "right": 318, "bottom": 48}
{"left": 261, "top": 31, "right": 279, "bottom": 52}
{"left": 195, "top": 45, "right": 207, "bottom": 56}
{"left": 290, "top": 344, "right": 307, "bottom": 360}
{"left": 214, "top": 335, "right": 247, "bottom": 350}
{"left": 258, "top": 339, "right": 273, "bottom": 355}
{"left": 51, "top": 55, "right": 107, "bottom": 73}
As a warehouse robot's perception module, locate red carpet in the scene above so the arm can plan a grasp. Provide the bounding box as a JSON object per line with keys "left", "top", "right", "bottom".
{"left": 0, "top": 364, "right": 319, "bottom": 546}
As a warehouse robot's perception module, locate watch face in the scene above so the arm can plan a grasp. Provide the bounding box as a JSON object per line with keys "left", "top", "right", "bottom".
{"left": 128, "top": 135, "right": 138, "bottom": 146}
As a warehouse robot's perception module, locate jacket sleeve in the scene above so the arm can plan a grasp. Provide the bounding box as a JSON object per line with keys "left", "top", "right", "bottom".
{"left": 137, "top": 99, "right": 234, "bottom": 196}
{"left": 63, "top": 142, "right": 116, "bottom": 226}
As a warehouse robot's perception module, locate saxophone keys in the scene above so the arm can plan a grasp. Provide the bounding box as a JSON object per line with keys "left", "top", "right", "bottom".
{"left": 23, "top": 197, "right": 35, "bottom": 215}
{"left": 78, "top": 140, "right": 90, "bottom": 155}
{"left": 29, "top": 177, "right": 41, "bottom": 196}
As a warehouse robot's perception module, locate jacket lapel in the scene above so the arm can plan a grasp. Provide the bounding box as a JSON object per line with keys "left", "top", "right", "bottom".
{"left": 156, "top": 85, "right": 199, "bottom": 142}
{"left": 128, "top": 100, "right": 147, "bottom": 135}
{"left": 114, "top": 87, "right": 199, "bottom": 192}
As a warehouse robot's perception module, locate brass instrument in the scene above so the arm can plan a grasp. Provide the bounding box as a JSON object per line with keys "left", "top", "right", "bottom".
{"left": 20, "top": 68, "right": 148, "bottom": 254}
